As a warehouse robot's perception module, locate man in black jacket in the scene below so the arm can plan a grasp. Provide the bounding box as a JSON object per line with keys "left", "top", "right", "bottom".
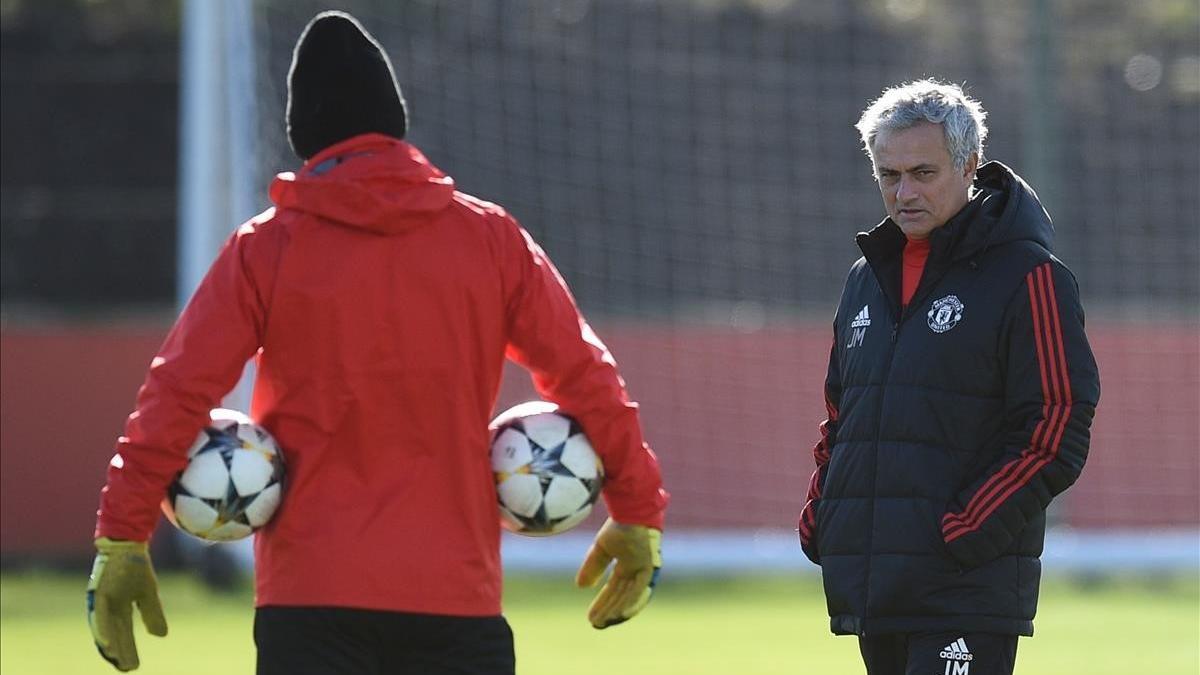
{"left": 799, "top": 79, "right": 1100, "bottom": 675}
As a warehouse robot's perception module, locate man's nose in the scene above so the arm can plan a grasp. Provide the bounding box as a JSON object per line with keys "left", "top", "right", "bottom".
{"left": 895, "top": 176, "right": 918, "bottom": 202}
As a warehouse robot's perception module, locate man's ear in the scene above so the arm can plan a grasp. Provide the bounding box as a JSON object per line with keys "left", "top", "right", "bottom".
{"left": 964, "top": 152, "right": 979, "bottom": 181}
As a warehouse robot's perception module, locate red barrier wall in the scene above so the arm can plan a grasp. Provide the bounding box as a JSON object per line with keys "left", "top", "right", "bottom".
{"left": 1, "top": 325, "right": 169, "bottom": 557}
{"left": 3, "top": 320, "right": 1196, "bottom": 557}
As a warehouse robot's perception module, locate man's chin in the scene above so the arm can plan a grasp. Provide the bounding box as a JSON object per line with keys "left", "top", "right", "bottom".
{"left": 895, "top": 219, "right": 935, "bottom": 239}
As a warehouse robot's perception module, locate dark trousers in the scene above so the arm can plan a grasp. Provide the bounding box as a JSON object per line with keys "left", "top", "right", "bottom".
{"left": 255, "top": 606, "right": 515, "bottom": 675}
{"left": 859, "top": 631, "right": 1018, "bottom": 675}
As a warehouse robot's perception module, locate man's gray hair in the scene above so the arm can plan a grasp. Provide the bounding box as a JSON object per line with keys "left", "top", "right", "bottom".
{"left": 855, "top": 79, "right": 988, "bottom": 170}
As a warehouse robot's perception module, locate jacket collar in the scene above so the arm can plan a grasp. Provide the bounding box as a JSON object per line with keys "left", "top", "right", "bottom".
{"left": 855, "top": 190, "right": 988, "bottom": 317}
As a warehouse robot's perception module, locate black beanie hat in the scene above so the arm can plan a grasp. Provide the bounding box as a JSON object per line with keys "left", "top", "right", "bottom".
{"left": 286, "top": 11, "right": 408, "bottom": 161}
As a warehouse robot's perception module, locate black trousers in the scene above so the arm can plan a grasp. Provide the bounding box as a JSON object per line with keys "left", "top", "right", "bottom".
{"left": 255, "top": 606, "right": 515, "bottom": 675}
{"left": 859, "top": 631, "right": 1018, "bottom": 675}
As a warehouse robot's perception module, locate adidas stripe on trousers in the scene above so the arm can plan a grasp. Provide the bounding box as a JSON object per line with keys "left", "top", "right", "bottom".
{"left": 858, "top": 631, "right": 1017, "bottom": 675}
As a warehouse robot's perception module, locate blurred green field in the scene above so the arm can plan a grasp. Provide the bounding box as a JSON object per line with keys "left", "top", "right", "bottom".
{"left": 1, "top": 570, "right": 1196, "bottom": 674}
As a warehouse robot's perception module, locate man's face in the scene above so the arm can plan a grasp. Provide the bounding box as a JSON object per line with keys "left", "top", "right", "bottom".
{"left": 870, "top": 121, "right": 977, "bottom": 240}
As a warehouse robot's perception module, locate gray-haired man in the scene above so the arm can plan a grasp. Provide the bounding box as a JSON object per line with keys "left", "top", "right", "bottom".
{"left": 798, "top": 79, "right": 1100, "bottom": 674}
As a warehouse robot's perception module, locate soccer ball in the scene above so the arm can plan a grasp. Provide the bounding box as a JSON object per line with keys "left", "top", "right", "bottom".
{"left": 490, "top": 401, "right": 604, "bottom": 536}
{"left": 162, "top": 408, "right": 286, "bottom": 542}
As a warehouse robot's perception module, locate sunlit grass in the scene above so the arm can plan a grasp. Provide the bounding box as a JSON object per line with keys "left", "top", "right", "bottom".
{"left": 1, "top": 570, "right": 1195, "bottom": 674}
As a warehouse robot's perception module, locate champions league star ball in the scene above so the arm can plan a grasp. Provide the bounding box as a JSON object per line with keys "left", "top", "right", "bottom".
{"left": 162, "top": 408, "right": 286, "bottom": 542}
{"left": 490, "top": 401, "right": 604, "bottom": 536}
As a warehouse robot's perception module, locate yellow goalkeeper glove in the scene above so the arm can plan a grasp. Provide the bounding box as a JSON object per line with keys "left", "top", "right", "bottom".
{"left": 575, "top": 518, "right": 662, "bottom": 629}
{"left": 87, "top": 538, "right": 168, "bottom": 671}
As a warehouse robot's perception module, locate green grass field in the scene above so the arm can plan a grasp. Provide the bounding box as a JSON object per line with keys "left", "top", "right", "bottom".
{"left": 2, "top": 570, "right": 1196, "bottom": 674}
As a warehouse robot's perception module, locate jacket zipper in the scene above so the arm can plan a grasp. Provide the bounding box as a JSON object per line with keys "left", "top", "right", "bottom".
{"left": 863, "top": 302, "right": 902, "bottom": 635}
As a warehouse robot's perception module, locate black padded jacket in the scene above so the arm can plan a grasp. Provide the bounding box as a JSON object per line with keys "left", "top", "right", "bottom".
{"left": 798, "top": 161, "right": 1101, "bottom": 637}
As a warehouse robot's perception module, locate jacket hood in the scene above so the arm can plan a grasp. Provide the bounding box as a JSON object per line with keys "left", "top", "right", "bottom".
{"left": 952, "top": 160, "right": 1054, "bottom": 259}
{"left": 858, "top": 160, "right": 1055, "bottom": 264}
{"left": 269, "top": 133, "right": 455, "bottom": 234}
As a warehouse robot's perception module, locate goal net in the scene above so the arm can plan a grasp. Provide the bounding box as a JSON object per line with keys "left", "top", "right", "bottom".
{"left": 244, "top": 0, "right": 1199, "bottom": 557}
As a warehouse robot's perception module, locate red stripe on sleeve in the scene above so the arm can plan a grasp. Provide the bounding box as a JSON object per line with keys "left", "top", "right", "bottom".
{"left": 813, "top": 362, "right": 840, "bottom": 465}
{"left": 798, "top": 468, "right": 821, "bottom": 541}
{"left": 800, "top": 346, "right": 840, "bottom": 545}
{"left": 1035, "top": 265, "right": 1065, "bottom": 408}
{"left": 942, "top": 267, "right": 1056, "bottom": 534}
{"left": 942, "top": 264, "right": 1073, "bottom": 542}
{"left": 1042, "top": 265, "right": 1074, "bottom": 403}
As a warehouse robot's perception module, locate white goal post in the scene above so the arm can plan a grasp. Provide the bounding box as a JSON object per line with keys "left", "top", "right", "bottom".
{"left": 178, "top": 0, "right": 257, "bottom": 411}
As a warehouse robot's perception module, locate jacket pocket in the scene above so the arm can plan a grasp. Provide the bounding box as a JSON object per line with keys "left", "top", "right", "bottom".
{"left": 934, "top": 504, "right": 968, "bottom": 573}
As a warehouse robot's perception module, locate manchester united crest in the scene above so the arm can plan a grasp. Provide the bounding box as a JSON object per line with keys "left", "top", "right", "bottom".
{"left": 927, "top": 295, "right": 965, "bottom": 333}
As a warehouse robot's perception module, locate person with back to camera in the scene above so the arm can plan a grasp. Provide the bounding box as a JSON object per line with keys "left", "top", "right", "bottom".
{"left": 87, "top": 11, "right": 667, "bottom": 674}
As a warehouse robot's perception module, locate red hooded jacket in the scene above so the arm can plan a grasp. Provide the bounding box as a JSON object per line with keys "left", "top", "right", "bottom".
{"left": 95, "top": 134, "right": 667, "bottom": 616}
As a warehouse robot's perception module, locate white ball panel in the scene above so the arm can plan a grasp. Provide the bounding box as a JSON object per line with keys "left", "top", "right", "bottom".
{"left": 498, "top": 505, "right": 524, "bottom": 533}
{"left": 229, "top": 448, "right": 275, "bottom": 495}
{"left": 167, "top": 409, "right": 287, "bottom": 541}
{"left": 497, "top": 474, "right": 544, "bottom": 517}
{"left": 560, "top": 435, "right": 600, "bottom": 479}
{"left": 210, "top": 408, "right": 253, "bottom": 426}
{"left": 542, "top": 476, "right": 590, "bottom": 520}
{"left": 490, "top": 401, "right": 558, "bottom": 429}
{"left": 550, "top": 504, "right": 593, "bottom": 534}
{"left": 234, "top": 423, "right": 277, "bottom": 455}
{"left": 232, "top": 425, "right": 259, "bottom": 448}
{"left": 491, "top": 429, "right": 533, "bottom": 474}
{"left": 185, "top": 430, "right": 210, "bottom": 459}
{"left": 179, "top": 451, "right": 231, "bottom": 499}
{"left": 173, "top": 495, "right": 218, "bottom": 534}
{"left": 522, "top": 413, "right": 571, "bottom": 452}
{"left": 489, "top": 402, "right": 603, "bottom": 538}
{"left": 242, "top": 483, "right": 282, "bottom": 527}
{"left": 205, "top": 520, "right": 253, "bottom": 542}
